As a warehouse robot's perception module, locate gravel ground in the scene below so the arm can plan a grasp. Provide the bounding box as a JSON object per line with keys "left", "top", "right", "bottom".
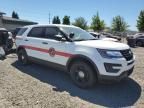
{"left": 0, "top": 47, "right": 144, "bottom": 108}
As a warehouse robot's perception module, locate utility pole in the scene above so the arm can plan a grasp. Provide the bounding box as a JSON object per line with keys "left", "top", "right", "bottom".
{"left": 49, "top": 12, "right": 51, "bottom": 24}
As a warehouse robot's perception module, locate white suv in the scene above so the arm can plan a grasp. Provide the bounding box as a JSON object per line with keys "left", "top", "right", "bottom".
{"left": 15, "top": 24, "right": 135, "bottom": 88}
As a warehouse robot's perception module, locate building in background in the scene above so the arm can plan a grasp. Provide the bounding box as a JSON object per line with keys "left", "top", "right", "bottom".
{"left": 0, "top": 11, "right": 37, "bottom": 31}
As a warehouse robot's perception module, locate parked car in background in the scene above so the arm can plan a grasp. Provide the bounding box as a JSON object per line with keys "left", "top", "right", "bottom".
{"left": 0, "top": 28, "right": 13, "bottom": 52}
{"left": 127, "top": 33, "right": 144, "bottom": 39}
{"left": 89, "top": 32, "right": 118, "bottom": 42}
{"left": 127, "top": 33, "right": 144, "bottom": 47}
{"left": 101, "top": 32, "right": 121, "bottom": 41}
{"left": 135, "top": 35, "right": 144, "bottom": 47}
{"left": 134, "top": 33, "right": 144, "bottom": 37}
{"left": 15, "top": 24, "right": 135, "bottom": 88}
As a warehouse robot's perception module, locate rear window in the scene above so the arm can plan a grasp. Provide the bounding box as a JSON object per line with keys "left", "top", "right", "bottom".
{"left": 17, "top": 28, "right": 27, "bottom": 36}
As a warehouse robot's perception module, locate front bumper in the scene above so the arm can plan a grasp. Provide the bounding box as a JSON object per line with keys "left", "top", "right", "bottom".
{"left": 93, "top": 53, "right": 135, "bottom": 76}
{"left": 98, "top": 66, "right": 134, "bottom": 82}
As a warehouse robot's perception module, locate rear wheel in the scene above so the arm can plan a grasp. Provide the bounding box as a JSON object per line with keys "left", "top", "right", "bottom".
{"left": 18, "top": 49, "right": 29, "bottom": 65}
{"left": 4, "top": 39, "right": 14, "bottom": 54}
{"left": 70, "top": 61, "right": 97, "bottom": 88}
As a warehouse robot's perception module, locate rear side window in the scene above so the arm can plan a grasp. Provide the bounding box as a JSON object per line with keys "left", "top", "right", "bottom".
{"left": 28, "top": 27, "right": 44, "bottom": 38}
{"left": 17, "top": 28, "right": 27, "bottom": 36}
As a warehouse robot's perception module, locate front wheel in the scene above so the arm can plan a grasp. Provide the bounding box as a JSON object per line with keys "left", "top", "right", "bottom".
{"left": 70, "top": 61, "right": 97, "bottom": 88}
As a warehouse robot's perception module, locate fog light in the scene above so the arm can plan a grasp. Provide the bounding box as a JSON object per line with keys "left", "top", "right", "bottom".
{"left": 104, "top": 63, "right": 122, "bottom": 73}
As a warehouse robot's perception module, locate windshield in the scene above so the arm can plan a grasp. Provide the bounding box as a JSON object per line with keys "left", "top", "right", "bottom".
{"left": 60, "top": 27, "right": 95, "bottom": 41}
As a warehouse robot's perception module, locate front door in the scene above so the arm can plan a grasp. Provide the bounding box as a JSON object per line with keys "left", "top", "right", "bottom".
{"left": 41, "top": 27, "right": 72, "bottom": 66}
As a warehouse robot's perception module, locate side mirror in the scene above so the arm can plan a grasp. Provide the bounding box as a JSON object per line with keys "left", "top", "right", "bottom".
{"left": 55, "top": 35, "right": 63, "bottom": 41}
{"left": 69, "top": 33, "right": 74, "bottom": 39}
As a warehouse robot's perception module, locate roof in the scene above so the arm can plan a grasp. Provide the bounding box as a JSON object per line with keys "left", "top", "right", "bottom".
{"left": 23, "top": 24, "right": 78, "bottom": 28}
{"left": 2, "top": 16, "right": 38, "bottom": 25}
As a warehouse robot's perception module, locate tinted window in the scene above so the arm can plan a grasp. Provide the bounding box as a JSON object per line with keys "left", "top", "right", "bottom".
{"left": 14, "top": 28, "right": 21, "bottom": 35}
{"left": 138, "top": 36, "right": 144, "bottom": 38}
{"left": 45, "top": 27, "right": 62, "bottom": 40}
{"left": 28, "top": 27, "right": 44, "bottom": 38}
{"left": 17, "top": 28, "right": 27, "bottom": 36}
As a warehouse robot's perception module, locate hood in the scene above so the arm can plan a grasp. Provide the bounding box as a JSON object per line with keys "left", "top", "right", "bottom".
{"left": 75, "top": 40, "right": 129, "bottom": 50}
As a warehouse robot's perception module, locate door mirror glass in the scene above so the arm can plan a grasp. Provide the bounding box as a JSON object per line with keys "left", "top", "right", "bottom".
{"left": 55, "top": 34, "right": 63, "bottom": 41}
{"left": 69, "top": 32, "right": 74, "bottom": 39}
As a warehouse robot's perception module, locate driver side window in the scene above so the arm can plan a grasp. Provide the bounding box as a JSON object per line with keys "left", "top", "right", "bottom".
{"left": 44, "top": 27, "right": 63, "bottom": 41}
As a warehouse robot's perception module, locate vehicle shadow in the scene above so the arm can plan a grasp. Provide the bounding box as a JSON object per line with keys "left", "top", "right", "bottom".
{"left": 11, "top": 61, "right": 141, "bottom": 107}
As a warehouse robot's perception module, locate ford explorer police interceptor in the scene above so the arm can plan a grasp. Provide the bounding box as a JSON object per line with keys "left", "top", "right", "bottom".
{"left": 15, "top": 24, "right": 135, "bottom": 88}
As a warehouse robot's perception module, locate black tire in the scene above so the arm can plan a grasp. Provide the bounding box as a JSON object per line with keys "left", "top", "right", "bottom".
{"left": 18, "top": 49, "right": 29, "bottom": 65}
{"left": 6, "top": 39, "right": 13, "bottom": 51}
{"left": 136, "top": 41, "right": 143, "bottom": 47}
{"left": 70, "top": 61, "right": 97, "bottom": 88}
{"left": 4, "top": 39, "right": 14, "bottom": 55}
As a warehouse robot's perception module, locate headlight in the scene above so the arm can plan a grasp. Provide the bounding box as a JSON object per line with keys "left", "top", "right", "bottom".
{"left": 97, "top": 49, "right": 123, "bottom": 58}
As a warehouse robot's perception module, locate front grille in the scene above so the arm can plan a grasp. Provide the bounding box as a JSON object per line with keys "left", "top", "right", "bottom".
{"left": 120, "top": 49, "right": 133, "bottom": 61}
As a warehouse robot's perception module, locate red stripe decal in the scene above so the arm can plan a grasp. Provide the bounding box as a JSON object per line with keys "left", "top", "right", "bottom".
{"left": 55, "top": 51, "right": 73, "bottom": 57}
{"left": 24, "top": 46, "right": 49, "bottom": 53}
{"left": 22, "top": 45, "right": 73, "bottom": 57}
{"left": 16, "top": 37, "right": 23, "bottom": 40}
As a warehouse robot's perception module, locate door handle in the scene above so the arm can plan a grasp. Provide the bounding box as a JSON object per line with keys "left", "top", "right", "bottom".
{"left": 42, "top": 42, "right": 48, "bottom": 44}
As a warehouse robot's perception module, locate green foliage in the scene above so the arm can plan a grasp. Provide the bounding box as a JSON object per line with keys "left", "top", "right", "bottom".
{"left": 52, "top": 16, "right": 61, "bottom": 24}
{"left": 72, "top": 17, "right": 88, "bottom": 30}
{"left": 137, "top": 10, "right": 144, "bottom": 32}
{"left": 12, "top": 11, "right": 19, "bottom": 19}
{"left": 111, "top": 15, "right": 129, "bottom": 32}
{"left": 91, "top": 13, "right": 105, "bottom": 32}
{"left": 62, "top": 16, "right": 70, "bottom": 25}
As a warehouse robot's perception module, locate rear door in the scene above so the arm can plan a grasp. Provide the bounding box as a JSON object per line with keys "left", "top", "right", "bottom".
{"left": 24, "top": 27, "right": 47, "bottom": 59}
{"left": 139, "top": 36, "right": 144, "bottom": 42}
{"left": 141, "top": 36, "right": 144, "bottom": 44}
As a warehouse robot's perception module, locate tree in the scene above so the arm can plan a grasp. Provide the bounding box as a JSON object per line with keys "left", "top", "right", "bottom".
{"left": 111, "top": 15, "right": 129, "bottom": 32}
{"left": 12, "top": 11, "right": 19, "bottom": 19}
{"left": 52, "top": 16, "right": 56, "bottom": 24}
{"left": 52, "top": 16, "right": 61, "bottom": 24}
{"left": 137, "top": 10, "right": 144, "bottom": 32}
{"left": 72, "top": 17, "right": 88, "bottom": 30}
{"left": 62, "top": 16, "right": 70, "bottom": 25}
{"left": 91, "top": 13, "right": 105, "bottom": 32}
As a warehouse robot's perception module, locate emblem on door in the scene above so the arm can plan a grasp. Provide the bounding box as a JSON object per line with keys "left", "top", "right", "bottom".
{"left": 49, "top": 48, "right": 56, "bottom": 57}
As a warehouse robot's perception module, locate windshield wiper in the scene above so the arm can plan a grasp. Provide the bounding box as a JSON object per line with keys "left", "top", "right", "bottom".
{"left": 87, "top": 38, "right": 98, "bottom": 40}
{"left": 73, "top": 38, "right": 97, "bottom": 41}
{"left": 73, "top": 39, "right": 86, "bottom": 41}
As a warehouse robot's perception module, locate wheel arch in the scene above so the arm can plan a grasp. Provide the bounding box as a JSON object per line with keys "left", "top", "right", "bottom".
{"left": 66, "top": 54, "right": 99, "bottom": 75}
{"left": 16, "top": 46, "right": 25, "bottom": 54}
